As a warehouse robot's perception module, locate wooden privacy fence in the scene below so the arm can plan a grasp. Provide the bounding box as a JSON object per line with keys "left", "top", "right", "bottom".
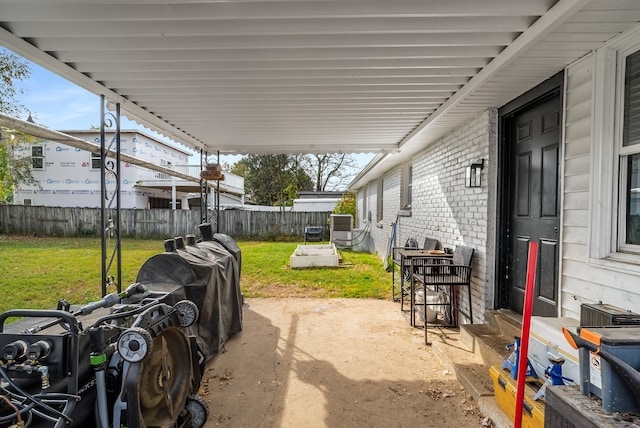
{"left": 0, "top": 205, "right": 332, "bottom": 239}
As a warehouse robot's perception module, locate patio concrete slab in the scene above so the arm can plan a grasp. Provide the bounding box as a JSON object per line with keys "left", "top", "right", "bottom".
{"left": 200, "top": 298, "right": 489, "bottom": 427}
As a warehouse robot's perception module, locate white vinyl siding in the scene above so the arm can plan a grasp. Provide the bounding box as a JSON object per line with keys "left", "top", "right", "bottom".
{"left": 564, "top": 25, "right": 640, "bottom": 319}
{"left": 561, "top": 55, "right": 598, "bottom": 319}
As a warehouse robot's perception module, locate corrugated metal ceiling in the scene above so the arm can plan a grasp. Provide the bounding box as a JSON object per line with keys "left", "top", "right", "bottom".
{"left": 1, "top": 0, "right": 639, "bottom": 176}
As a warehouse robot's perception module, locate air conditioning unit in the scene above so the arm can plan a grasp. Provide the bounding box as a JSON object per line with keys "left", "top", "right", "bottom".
{"left": 580, "top": 303, "right": 640, "bottom": 326}
{"left": 330, "top": 214, "right": 352, "bottom": 245}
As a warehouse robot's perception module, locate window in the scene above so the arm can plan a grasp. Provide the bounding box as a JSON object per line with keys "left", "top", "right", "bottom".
{"left": 401, "top": 165, "right": 413, "bottom": 211}
{"left": 361, "top": 185, "right": 368, "bottom": 222}
{"left": 91, "top": 152, "right": 101, "bottom": 169}
{"left": 155, "top": 159, "right": 173, "bottom": 179}
{"left": 376, "top": 178, "right": 383, "bottom": 223}
{"left": 589, "top": 26, "right": 640, "bottom": 269}
{"left": 619, "top": 50, "right": 640, "bottom": 249}
{"left": 31, "top": 146, "right": 44, "bottom": 170}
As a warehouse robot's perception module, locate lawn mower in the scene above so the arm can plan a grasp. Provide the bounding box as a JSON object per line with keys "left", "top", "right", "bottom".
{"left": 0, "top": 228, "right": 243, "bottom": 427}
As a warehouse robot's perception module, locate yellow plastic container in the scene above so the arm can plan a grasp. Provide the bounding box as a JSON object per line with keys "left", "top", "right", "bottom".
{"left": 489, "top": 365, "right": 545, "bottom": 428}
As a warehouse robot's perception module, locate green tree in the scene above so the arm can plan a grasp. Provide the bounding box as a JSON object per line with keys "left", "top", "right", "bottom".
{"left": 0, "top": 131, "right": 41, "bottom": 203}
{"left": 332, "top": 192, "right": 356, "bottom": 219}
{"left": 233, "top": 154, "right": 313, "bottom": 207}
{"left": 1, "top": 49, "right": 34, "bottom": 203}
{"left": 1, "top": 49, "right": 29, "bottom": 116}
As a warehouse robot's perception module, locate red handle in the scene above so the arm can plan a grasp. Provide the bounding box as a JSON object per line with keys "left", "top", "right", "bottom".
{"left": 514, "top": 241, "right": 538, "bottom": 428}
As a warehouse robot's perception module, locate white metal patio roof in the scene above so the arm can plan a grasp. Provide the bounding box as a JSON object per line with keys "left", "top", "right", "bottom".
{"left": 1, "top": 0, "right": 640, "bottom": 184}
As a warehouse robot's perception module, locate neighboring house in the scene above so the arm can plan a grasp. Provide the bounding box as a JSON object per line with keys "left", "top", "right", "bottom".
{"left": 350, "top": 23, "right": 640, "bottom": 324}
{"left": 218, "top": 190, "right": 344, "bottom": 212}
{"left": 12, "top": 130, "right": 244, "bottom": 210}
{"left": 291, "top": 191, "right": 344, "bottom": 212}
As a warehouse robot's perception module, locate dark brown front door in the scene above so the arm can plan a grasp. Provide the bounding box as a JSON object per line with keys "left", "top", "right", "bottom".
{"left": 504, "top": 91, "right": 561, "bottom": 316}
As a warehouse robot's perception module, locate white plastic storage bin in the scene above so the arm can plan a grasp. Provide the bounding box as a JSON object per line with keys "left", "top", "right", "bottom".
{"left": 415, "top": 289, "right": 444, "bottom": 323}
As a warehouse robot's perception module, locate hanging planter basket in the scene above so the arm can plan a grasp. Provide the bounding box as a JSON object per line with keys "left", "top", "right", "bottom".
{"left": 200, "top": 163, "right": 225, "bottom": 181}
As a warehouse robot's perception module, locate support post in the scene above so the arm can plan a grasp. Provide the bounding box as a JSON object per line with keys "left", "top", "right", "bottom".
{"left": 200, "top": 149, "right": 208, "bottom": 223}
{"left": 216, "top": 150, "right": 220, "bottom": 233}
{"left": 99, "top": 95, "right": 122, "bottom": 297}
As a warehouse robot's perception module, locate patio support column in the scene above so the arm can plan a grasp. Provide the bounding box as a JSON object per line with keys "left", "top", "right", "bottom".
{"left": 216, "top": 150, "right": 220, "bottom": 233}
{"left": 100, "top": 95, "right": 122, "bottom": 297}
{"left": 171, "top": 176, "right": 176, "bottom": 210}
{"left": 200, "top": 149, "right": 208, "bottom": 223}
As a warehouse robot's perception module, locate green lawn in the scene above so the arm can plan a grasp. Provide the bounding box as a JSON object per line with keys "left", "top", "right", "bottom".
{"left": 0, "top": 236, "right": 391, "bottom": 314}
{"left": 240, "top": 242, "right": 390, "bottom": 298}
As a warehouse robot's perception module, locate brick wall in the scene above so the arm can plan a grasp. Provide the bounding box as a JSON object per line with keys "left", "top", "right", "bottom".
{"left": 362, "top": 109, "right": 498, "bottom": 323}
{"left": 356, "top": 166, "right": 402, "bottom": 262}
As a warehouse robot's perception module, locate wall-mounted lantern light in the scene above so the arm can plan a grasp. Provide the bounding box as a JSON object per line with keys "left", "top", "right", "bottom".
{"left": 465, "top": 159, "right": 484, "bottom": 188}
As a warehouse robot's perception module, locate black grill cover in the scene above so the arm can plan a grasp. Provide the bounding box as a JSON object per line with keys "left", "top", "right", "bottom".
{"left": 136, "top": 238, "right": 242, "bottom": 360}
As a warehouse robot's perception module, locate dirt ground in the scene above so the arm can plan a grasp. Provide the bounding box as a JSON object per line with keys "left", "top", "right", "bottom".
{"left": 199, "top": 298, "right": 487, "bottom": 427}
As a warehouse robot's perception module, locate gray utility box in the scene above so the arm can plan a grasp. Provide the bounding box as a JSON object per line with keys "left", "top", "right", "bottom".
{"left": 577, "top": 326, "right": 640, "bottom": 413}
{"left": 329, "top": 214, "right": 352, "bottom": 245}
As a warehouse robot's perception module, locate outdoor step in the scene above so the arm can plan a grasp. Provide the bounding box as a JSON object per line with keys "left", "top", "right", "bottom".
{"left": 456, "top": 316, "right": 538, "bottom": 428}
{"left": 455, "top": 364, "right": 512, "bottom": 428}
{"left": 485, "top": 309, "right": 522, "bottom": 340}
{"left": 452, "top": 361, "right": 495, "bottom": 398}
{"left": 460, "top": 323, "right": 512, "bottom": 367}
{"left": 430, "top": 315, "right": 528, "bottom": 428}
{"left": 430, "top": 328, "right": 512, "bottom": 428}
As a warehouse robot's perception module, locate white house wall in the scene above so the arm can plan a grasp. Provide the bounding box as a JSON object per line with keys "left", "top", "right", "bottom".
{"left": 560, "top": 24, "right": 640, "bottom": 319}
{"left": 561, "top": 54, "right": 595, "bottom": 319}
{"left": 359, "top": 109, "right": 497, "bottom": 324}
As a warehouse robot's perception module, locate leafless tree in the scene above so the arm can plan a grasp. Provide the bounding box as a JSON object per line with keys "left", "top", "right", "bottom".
{"left": 305, "top": 153, "right": 358, "bottom": 191}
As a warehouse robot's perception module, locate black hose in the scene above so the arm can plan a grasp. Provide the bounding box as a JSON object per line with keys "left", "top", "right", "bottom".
{"left": 332, "top": 220, "right": 372, "bottom": 248}
{"left": 0, "top": 366, "right": 73, "bottom": 424}
{"left": 90, "top": 297, "right": 161, "bottom": 328}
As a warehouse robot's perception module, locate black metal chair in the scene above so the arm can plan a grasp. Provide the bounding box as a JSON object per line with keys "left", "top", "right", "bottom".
{"left": 411, "top": 245, "right": 474, "bottom": 345}
{"left": 391, "top": 238, "right": 419, "bottom": 302}
{"left": 398, "top": 237, "right": 444, "bottom": 312}
{"left": 304, "top": 226, "right": 324, "bottom": 244}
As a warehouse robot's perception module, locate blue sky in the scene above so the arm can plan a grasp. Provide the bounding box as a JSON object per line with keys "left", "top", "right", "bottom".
{"left": 7, "top": 47, "right": 375, "bottom": 170}
{"left": 15, "top": 63, "right": 103, "bottom": 130}
{"left": 8, "top": 50, "right": 206, "bottom": 159}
